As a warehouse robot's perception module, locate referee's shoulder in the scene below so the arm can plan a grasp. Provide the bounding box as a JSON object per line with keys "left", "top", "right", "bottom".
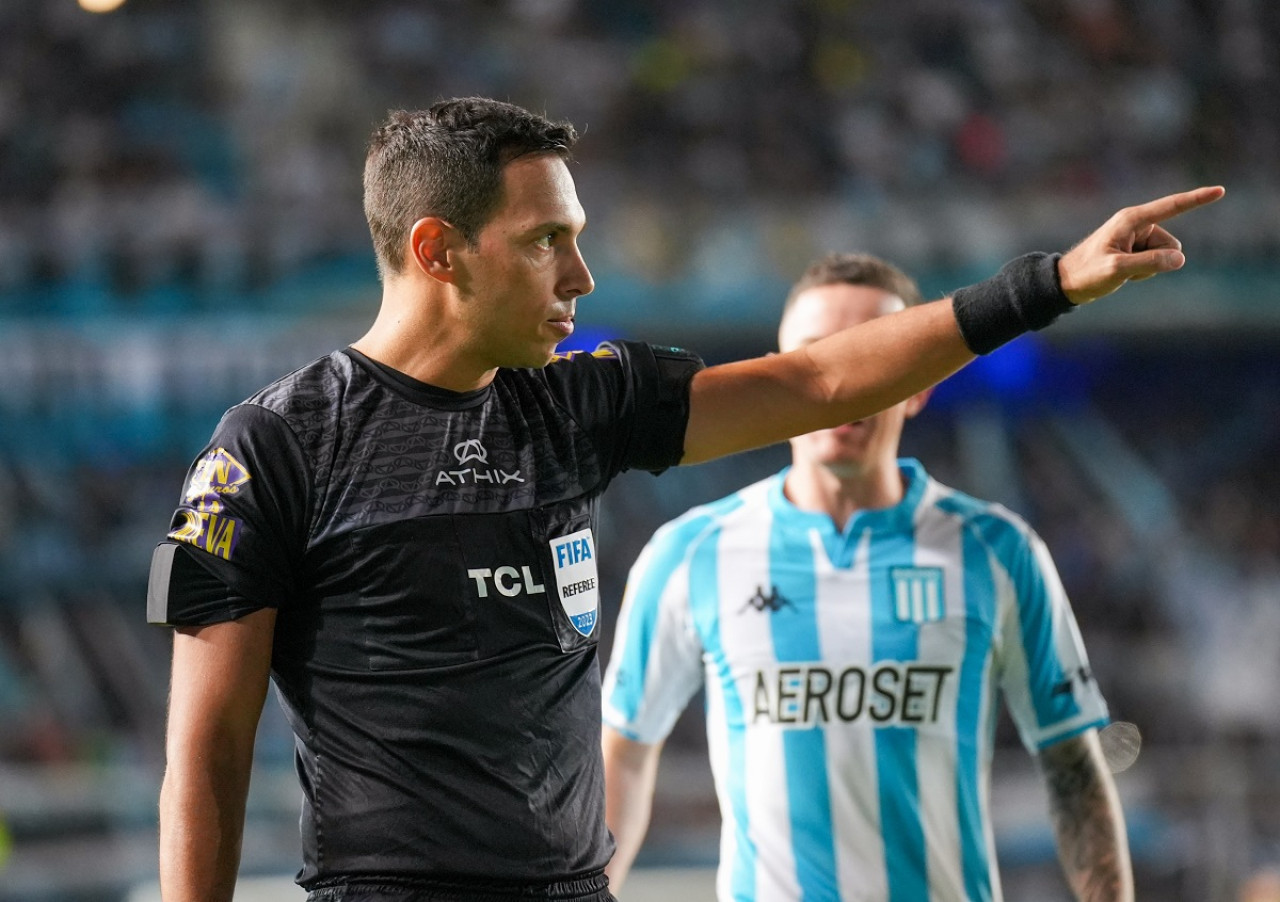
{"left": 242, "top": 349, "right": 347, "bottom": 411}
{"left": 204, "top": 352, "right": 348, "bottom": 448}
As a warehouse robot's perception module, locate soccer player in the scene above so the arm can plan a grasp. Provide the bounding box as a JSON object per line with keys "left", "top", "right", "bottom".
{"left": 600, "top": 253, "right": 1133, "bottom": 902}
{"left": 148, "top": 96, "right": 1215, "bottom": 902}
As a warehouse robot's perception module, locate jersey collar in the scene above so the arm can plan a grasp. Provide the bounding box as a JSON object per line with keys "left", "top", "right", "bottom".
{"left": 768, "top": 457, "right": 930, "bottom": 544}
{"left": 344, "top": 347, "right": 492, "bottom": 410}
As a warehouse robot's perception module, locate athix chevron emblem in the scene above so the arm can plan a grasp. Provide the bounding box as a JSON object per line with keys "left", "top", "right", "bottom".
{"left": 453, "top": 439, "right": 488, "bottom": 464}
{"left": 890, "top": 566, "right": 945, "bottom": 623}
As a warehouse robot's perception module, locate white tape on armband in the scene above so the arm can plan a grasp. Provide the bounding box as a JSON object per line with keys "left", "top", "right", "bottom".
{"left": 147, "top": 543, "right": 179, "bottom": 625}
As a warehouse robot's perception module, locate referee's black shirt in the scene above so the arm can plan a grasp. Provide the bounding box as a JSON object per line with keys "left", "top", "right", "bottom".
{"left": 148, "top": 340, "right": 703, "bottom": 890}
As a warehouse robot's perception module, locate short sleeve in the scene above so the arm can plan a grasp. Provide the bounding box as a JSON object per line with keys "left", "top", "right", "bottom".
{"left": 601, "top": 516, "right": 709, "bottom": 743}
{"left": 148, "top": 403, "right": 310, "bottom": 626}
{"left": 992, "top": 522, "right": 1109, "bottom": 751}
{"left": 540, "top": 340, "right": 704, "bottom": 477}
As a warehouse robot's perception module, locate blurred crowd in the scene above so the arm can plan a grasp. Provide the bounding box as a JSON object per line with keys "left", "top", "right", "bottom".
{"left": 1, "top": 0, "right": 1279, "bottom": 313}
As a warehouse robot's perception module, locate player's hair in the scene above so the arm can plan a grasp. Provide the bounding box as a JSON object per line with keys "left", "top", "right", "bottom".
{"left": 782, "top": 253, "right": 924, "bottom": 313}
{"left": 363, "top": 97, "right": 579, "bottom": 278}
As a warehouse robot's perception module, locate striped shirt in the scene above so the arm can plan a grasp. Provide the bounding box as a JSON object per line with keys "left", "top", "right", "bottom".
{"left": 602, "top": 459, "right": 1107, "bottom": 902}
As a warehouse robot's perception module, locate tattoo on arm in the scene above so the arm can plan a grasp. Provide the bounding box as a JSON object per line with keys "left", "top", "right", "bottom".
{"left": 1040, "top": 730, "right": 1134, "bottom": 902}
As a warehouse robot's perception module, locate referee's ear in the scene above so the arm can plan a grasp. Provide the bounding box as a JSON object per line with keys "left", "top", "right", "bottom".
{"left": 407, "top": 216, "right": 462, "bottom": 284}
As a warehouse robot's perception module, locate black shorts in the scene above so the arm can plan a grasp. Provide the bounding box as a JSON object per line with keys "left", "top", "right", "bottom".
{"left": 304, "top": 872, "right": 616, "bottom": 902}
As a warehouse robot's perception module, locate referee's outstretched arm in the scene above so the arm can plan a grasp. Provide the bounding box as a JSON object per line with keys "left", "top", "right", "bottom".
{"left": 679, "top": 185, "right": 1224, "bottom": 466}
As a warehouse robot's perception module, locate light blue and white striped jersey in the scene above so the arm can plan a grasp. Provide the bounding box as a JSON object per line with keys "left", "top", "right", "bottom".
{"left": 602, "top": 459, "right": 1107, "bottom": 902}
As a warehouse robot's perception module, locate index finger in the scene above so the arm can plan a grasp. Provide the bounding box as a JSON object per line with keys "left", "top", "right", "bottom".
{"left": 1121, "top": 185, "right": 1226, "bottom": 227}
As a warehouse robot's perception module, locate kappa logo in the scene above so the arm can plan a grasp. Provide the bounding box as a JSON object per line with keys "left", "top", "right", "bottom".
{"left": 435, "top": 438, "right": 525, "bottom": 486}
{"left": 741, "top": 585, "right": 794, "bottom": 615}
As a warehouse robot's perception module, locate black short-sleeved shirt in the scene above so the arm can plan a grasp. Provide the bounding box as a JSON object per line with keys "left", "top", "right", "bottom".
{"left": 148, "top": 341, "right": 703, "bottom": 890}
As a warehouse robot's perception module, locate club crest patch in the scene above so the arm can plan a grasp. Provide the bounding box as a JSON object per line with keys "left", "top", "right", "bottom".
{"left": 549, "top": 528, "right": 598, "bottom": 637}
{"left": 890, "top": 566, "right": 945, "bottom": 623}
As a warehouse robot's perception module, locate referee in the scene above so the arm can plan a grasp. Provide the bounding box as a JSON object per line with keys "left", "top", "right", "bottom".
{"left": 147, "top": 96, "right": 1220, "bottom": 901}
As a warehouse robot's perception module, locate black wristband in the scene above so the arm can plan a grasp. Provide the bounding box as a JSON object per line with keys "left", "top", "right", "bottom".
{"left": 951, "top": 252, "right": 1075, "bottom": 355}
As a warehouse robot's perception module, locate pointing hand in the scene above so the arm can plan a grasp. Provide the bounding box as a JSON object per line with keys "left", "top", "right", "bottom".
{"left": 1058, "top": 185, "right": 1225, "bottom": 305}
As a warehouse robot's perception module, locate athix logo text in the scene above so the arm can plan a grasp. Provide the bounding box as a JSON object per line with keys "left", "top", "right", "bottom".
{"left": 435, "top": 439, "right": 525, "bottom": 486}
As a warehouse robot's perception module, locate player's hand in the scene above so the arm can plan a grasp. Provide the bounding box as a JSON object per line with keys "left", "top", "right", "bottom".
{"left": 1058, "top": 185, "right": 1225, "bottom": 305}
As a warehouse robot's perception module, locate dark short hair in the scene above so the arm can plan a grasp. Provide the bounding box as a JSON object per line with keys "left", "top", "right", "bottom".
{"left": 782, "top": 253, "right": 924, "bottom": 314}
{"left": 363, "top": 97, "right": 579, "bottom": 278}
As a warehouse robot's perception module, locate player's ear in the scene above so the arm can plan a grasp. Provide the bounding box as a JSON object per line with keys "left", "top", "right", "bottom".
{"left": 407, "top": 216, "right": 464, "bottom": 284}
{"left": 904, "top": 386, "right": 933, "bottom": 419}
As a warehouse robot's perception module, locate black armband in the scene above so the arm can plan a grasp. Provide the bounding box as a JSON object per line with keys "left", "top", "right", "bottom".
{"left": 951, "top": 252, "right": 1075, "bottom": 355}
{"left": 147, "top": 542, "right": 263, "bottom": 626}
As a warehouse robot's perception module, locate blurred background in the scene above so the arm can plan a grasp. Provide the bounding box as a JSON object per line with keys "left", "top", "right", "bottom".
{"left": 1, "top": 0, "right": 1278, "bottom": 899}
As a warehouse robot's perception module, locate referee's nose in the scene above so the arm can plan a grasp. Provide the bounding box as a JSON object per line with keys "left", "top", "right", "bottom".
{"left": 559, "top": 238, "right": 594, "bottom": 300}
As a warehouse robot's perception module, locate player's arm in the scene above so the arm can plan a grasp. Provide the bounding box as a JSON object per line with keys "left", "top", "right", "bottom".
{"left": 680, "top": 185, "right": 1224, "bottom": 464}
{"left": 602, "top": 726, "right": 665, "bottom": 894}
{"left": 1038, "top": 728, "right": 1134, "bottom": 902}
{"left": 159, "top": 607, "right": 276, "bottom": 902}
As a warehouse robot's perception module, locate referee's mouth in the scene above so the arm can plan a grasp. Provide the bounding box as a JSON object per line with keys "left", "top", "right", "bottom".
{"left": 547, "top": 315, "right": 575, "bottom": 338}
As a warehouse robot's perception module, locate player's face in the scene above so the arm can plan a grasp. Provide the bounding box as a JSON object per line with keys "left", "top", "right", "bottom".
{"left": 454, "top": 153, "right": 594, "bottom": 369}
{"left": 780, "top": 283, "right": 926, "bottom": 479}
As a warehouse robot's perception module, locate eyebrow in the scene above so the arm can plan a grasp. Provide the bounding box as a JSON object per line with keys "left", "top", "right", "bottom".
{"left": 527, "top": 220, "right": 585, "bottom": 237}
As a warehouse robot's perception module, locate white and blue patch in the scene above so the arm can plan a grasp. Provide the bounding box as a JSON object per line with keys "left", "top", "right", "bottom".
{"left": 550, "top": 527, "right": 599, "bottom": 636}
{"left": 890, "top": 566, "right": 945, "bottom": 624}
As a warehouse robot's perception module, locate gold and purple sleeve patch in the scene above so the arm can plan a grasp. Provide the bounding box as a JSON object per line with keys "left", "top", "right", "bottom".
{"left": 168, "top": 448, "right": 252, "bottom": 561}
{"left": 168, "top": 508, "right": 242, "bottom": 561}
{"left": 184, "top": 448, "right": 251, "bottom": 510}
